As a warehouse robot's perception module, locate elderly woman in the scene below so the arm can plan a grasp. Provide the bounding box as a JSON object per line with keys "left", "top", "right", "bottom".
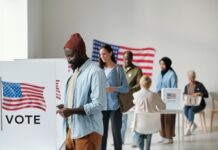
{"left": 184, "top": 70, "right": 208, "bottom": 136}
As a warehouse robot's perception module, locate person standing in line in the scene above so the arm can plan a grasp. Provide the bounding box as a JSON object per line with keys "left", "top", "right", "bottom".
{"left": 57, "top": 33, "right": 107, "bottom": 150}
{"left": 121, "top": 51, "right": 143, "bottom": 146}
{"left": 156, "top": 57, "right": 177, "bottom": 144}
{"left": 99, "top": 44, "right": 129, "bottom": 150}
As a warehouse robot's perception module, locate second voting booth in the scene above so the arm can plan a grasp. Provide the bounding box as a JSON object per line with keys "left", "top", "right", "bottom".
{"left": 0, "top": 59, "right": 71, "bottom": 150}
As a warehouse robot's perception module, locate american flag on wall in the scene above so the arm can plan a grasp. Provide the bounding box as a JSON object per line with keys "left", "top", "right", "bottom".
{"left": 92, "top": 39, "right": 155, "bottom": 76}
{"left": 1, "top": 81, "right": 46, "bottom": 111}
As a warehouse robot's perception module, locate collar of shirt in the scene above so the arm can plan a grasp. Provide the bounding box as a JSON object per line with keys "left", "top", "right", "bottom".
{"left": 125, "top": 64, "right": 136, "bottom": 73}
{"left": 141, "top": 88, "right": 150, "bottom": 92}
{"left": 78, "top": 59, "right": 91, "bottom": 73}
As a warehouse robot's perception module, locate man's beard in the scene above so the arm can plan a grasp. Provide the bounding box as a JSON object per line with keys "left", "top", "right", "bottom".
{"left": 125, "top": 62, "right": 132, "bottom": 68}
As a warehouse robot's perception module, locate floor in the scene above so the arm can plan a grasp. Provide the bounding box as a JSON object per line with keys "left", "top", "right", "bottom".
{"left": 60, "top": 126, "right": 218, "bottom": 150}
{"left": 106, "top": 127, "right": 218, "bottom": 150}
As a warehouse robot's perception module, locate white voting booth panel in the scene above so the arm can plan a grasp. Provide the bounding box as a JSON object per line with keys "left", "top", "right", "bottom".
{"left": 161, "top": 88, "right": 185, "bottom": 148}
{"left": 15, "top": 58, "right": 71, "bottom": 149}
{"left": 161, "top": 88, "right": 183, "bottom": 110}
{"left": 0, "top": 61, "right": 57, "bottom": 150}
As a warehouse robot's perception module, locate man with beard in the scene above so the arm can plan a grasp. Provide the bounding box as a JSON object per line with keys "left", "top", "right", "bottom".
{"left": 121, "top": 51, "right": 143, "bottom": 146}
{"left": 57, "top": 33, "right": 107, "bottom": 150}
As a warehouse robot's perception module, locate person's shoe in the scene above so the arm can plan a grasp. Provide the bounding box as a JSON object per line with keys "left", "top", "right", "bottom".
{"left": 185, "top": 128, "right": 191, "bottom": 136}
{"left": 162, "top": 138, "right": 174, "bottom": 144}
{"left": 191, "top": 123, "right": 197, "bottom": 132}
{"left": 157, "top": 138, "right": 166, "bottom": 143}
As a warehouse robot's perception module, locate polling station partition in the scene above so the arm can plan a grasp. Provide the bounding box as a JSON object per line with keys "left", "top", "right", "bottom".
{"left": 0, "top": 61, "right": 57, "bottom": 150}
{"left": 16, "top": 58, "right": 71, "bottom": 149}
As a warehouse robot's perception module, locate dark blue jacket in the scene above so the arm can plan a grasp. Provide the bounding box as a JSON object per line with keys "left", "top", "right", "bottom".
{"left": 184, "top": 81, "right": 208, "bottom": 107}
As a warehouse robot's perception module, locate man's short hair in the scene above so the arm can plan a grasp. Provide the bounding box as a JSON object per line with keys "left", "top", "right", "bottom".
{"left": 124, "top": 51, "right": 133, "bottom": 59}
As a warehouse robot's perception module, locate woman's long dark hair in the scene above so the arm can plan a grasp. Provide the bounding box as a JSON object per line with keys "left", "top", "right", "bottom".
{"left": 99, "top": 44, "right": 116, "bottom": 69}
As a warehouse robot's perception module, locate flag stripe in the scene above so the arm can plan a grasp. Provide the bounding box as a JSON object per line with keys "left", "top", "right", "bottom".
{"left": 21, "top": 87, "right": 44, "bottom": 93}
{"left": 117, "top": 55, "right": 154, "bottom": 61}
{"left": 118, "top": 52, "right": 155, "bottom": 57}
{"left": 21, "top": 94, "right": 44, "bottom": 99}
{"left": 143, "top": 73, "right": 152, "bottom": 76}
{"left": 119, "top": 49, "right": 155, "bottom": 55}
{"left": 3, "top": 98, "right": 45, "bottom": 103}
{"left": 3, "top": 102, "right": 46, "bottom": 107}
{"left": 21, "top": 91, "right": 43, "bottom": 96}
{"left": 21, "top": 83, "right": 44, "bottom": 89}
{"left": 117, "top": 61, "right": 154, "bottom": 67}
{"left": 56, "top": 96, "right": 61, "bottom": 99}
{"left": 2, "top": 105, "right": 46, "bottom": 111}
{"left": 140, "top": 66, "right": 153, "bottom": 69}
{"left": 117, "top": 58, "right": 154, "bottom": 63}
{"left": 141, "top": 70, "right": 153, "bottom": 74}
{"left": 20, "top": 90, "right": 43, "bottom": 96}
{"left": 119, "top": 46, "right": 155, "bottom": 51}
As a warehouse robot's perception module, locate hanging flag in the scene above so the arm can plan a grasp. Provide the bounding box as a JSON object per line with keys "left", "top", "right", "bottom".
{"left": 92, "top": 39, "right": 155, "bottom": 76}
{"left": 0, "top": 78, "right": 3, "bottom": 131}
{"left": 2, "top": 81, "right": 46, "bottom": 111}
{"left": 56, "top": 80, "right": 61, "bottom": 100}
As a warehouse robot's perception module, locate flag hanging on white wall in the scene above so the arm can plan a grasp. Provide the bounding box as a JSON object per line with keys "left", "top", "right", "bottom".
{"left": 92, "top": 39, "right": 155, "bottom": 76}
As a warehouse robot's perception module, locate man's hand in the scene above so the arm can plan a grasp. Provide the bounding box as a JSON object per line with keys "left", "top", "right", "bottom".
{"left": 56, "top": 108, "right": 65, "bottom": 117}
{"left": 57, "top": 108, "right": 73, "bottom": 118}
{"left": 106, "top": 87, "right": 116, "bottom": 93}
{"left": 56, "top": 104, "right": 64, "bottom": 110}
{"left": 56, "top": 104, "right": 64, "bottom": 115}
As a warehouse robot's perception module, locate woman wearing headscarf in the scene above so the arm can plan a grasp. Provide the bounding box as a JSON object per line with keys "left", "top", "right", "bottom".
{"left": 156, "top": 57, "right": 177, "bottom": 144}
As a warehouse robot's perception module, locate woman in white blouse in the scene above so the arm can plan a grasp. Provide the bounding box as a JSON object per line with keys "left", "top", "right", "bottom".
{"left": 133, "top": 76, "right": 166, "bottom": 150}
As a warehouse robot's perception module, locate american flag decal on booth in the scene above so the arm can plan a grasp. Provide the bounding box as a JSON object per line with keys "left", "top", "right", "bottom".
{"left": 92, "top": 39, "right": 155, "bottom": 76}
{"left": 56, "top": 80, "right": 61, "bottom": 100}
{"left": 2, "top": 81, "right": 46, "bottom": 111}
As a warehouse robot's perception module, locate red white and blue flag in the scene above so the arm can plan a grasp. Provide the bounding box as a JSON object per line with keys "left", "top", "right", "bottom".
{"left": 56, "top": 80, "right": 61, "bottom": 100}
{"left": 92, "top": 39, "right": 155, "bottom": 76}
{"left": 2, "top": 81, "right": 46, "bottom": 111}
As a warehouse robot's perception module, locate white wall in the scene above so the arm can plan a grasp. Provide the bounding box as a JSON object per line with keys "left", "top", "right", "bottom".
{"left": 131, "top": 0, "right": 218, "bottom": 91}
{"left": 42, "top": 0, "right": 135, "bottom": 58}
{"left": 27, "top": 0, "right": 43, "bottom": 58}
{"left": 0, "top": 0, "right": 43, "bottom": 60}
{"left": 40, "top": 0, "right": 218, "bottom": 127}
{"left": 0, "top": 0, "right": 28, "bottom": 60}
{"left": 42, "top": 0, "right": 218, "bottom": 89}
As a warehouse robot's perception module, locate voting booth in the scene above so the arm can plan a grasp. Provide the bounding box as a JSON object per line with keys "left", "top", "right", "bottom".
{"left": 16, "top": 58, "right": 71, "bottom": 149}
{"left": 0, "top": 59, "right": 70, "bottom": 150}
{"left": 161, "top": 88, "right": 183, "bottom": 110}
